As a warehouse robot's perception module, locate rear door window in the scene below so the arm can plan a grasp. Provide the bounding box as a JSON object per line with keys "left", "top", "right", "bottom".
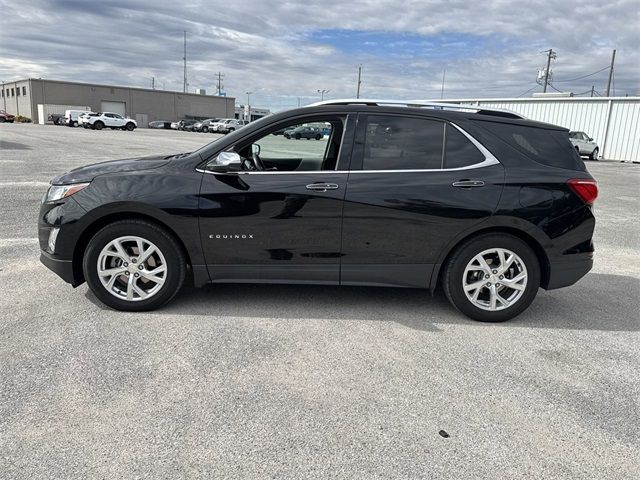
{"left": 444, "top": 124, "right": 486, "bottom": 168}
{"left": 362, "top": 115, "right": 444, "bottom": 170}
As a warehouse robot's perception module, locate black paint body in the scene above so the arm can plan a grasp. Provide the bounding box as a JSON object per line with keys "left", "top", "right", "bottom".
{"left": 39, "top": 105, "right": 596, "bottom": 293}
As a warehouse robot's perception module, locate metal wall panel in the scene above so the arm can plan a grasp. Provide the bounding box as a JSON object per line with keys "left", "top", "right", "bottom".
{"left": 452, "top": 98, "right": 639, "bottom": 161}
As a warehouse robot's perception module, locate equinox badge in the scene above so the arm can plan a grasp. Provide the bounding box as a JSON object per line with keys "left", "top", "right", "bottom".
{"left": 209, "top": 234, "right": 254, "bottom": 239}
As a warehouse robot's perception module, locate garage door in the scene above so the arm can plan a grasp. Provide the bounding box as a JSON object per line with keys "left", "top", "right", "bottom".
{"left": 100, "top": 101, "right": 126, "bottom": 116}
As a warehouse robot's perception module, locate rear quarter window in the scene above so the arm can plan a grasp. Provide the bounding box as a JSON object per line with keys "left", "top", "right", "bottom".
{"left": 477, "top": 121, "right": 585, "bottom": 171}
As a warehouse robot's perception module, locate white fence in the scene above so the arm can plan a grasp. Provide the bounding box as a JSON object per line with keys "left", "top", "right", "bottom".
{"left": 444, "top": 97, "right": 640, "bottom": 161}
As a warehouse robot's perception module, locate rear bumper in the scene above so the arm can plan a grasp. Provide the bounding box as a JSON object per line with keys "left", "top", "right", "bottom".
{"left": 40, "top": 250, "right": 77, "bottom": 285}
{"left": 544, "top": 253, "right": 593, "bottom": 290}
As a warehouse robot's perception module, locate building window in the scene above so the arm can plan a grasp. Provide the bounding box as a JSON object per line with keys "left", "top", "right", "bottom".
{"left": 16, "top": 87, "right": 20, "bottom": 96}
{"left": 22, "top": 86, "right": 26, "bottom": 96}
{"left": 11, "top": 88, "right": 14, "bottom": 97}
{"left": 1, "top": 89, "right": 3, "bottom": 98}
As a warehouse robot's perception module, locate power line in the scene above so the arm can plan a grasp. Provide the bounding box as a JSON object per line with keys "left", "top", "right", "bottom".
{"left": 517, "top": 85, "right": 538, "bottom": 97}
{"left": 554, "top": 65, "right": 610, "bottom": 83}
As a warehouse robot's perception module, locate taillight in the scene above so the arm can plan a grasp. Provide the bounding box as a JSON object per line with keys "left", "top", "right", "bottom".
{"left": 567, "top": 178, "right": 598, "bottom": 205}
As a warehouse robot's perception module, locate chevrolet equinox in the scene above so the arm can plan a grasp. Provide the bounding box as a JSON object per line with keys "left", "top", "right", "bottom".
{"left": 39, "top": 100, "right": 598, "bottom": 322}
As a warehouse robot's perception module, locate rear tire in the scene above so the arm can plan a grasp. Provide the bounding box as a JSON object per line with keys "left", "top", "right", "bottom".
{"left": 83, "top": 220, "right": 186, "bottom": 311}
{"left": 72, "top": 121, "right": 78, "bottom": 127}
{"left": 315, "top": 134, "right": 322, "bottom": 140}
{"left": 589, "top": 147, "right": 599, "bottom": 161}
{"left": 442, "top": 233, "right": 540, "bottom": 322}
{"left": 94, "top": 121, "right": 104, "bottom": 130}
{"left": 125, "top": 122, "right": 135, "bottom": 131}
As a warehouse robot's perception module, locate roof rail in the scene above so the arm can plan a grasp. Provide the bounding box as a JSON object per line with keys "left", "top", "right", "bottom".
{"left": 307, "top": 98, "right": 526, "bottom": 119}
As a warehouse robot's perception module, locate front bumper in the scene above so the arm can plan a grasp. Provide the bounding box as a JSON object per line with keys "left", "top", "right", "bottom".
{"left": 40, "top": 250, "right": 77, "bottom": 285}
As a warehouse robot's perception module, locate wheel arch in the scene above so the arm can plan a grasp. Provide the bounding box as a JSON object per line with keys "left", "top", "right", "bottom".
{"left": 72, "top": 211, "right": 194, "bottom": 285}
{"left": 430, "top": 225, "right": 551, "bottom": 292}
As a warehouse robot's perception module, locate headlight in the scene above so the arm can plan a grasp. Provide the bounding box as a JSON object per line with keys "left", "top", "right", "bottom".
{"left": 43, "top": 182, "right": 90, "bottom": 203}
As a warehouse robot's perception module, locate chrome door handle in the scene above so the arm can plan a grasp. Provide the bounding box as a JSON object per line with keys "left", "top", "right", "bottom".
{"left": 306, "top": 183, "right": 339, "bottom": 192}
{"left": 452, "top": 180, "right": 485, "bottom": 188}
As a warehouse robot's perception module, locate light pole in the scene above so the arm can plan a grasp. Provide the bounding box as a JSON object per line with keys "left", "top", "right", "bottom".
{"left": 245, "top": 91, "right": 253, "bottom": 122}
{"left": 317, "top": 89, "right": 329, "bottom": 101}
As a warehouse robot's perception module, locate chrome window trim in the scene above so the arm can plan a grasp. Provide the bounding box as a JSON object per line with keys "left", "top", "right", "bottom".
{"left": 197, "top": 121, "right": 499, "bottom": 175}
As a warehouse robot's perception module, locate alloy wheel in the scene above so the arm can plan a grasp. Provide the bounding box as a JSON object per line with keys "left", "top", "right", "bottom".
{"left": 462, "top": 248, "right": 528, "bottom": 311}
{"left": 97, "top": 236, "right": 167, "bottom": 301}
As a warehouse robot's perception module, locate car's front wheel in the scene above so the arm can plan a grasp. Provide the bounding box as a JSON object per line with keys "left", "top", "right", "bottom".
{"left": 590, "top": 147, "right": 599, "bottom": 161}
{"left": 83, "top": 220, "right": 187, "bottom": 311}
{"left": 443, "top": 233, "right": 540, "bottom": 322}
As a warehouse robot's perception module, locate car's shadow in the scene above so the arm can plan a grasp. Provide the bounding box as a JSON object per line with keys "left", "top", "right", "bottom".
{"left": 86, "top": 272, "right": 640, "bottom": 332}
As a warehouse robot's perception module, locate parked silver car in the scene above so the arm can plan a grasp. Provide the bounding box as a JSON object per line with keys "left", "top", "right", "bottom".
{"left": 569, "top": 131, "right": 599, "bottom": 160}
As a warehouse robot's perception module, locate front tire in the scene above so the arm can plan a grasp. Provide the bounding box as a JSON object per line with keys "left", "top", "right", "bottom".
{"left": 442, "top": 233, "right": 540, "bottom": 322}
{"left": 83, "top": 220, "right": 187, "bottom": 311}
{"left": 589, "top": 147, "right": 599, "bottom": 161}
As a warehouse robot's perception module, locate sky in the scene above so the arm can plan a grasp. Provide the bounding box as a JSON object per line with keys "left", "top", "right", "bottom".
{"left": 0, "top": 0, "right": 638, "bottom": 111}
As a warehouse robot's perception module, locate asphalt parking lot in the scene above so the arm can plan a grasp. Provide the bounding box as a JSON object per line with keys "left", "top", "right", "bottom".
{"left": 1, "top": 123, "right": 639, "bottom": 479}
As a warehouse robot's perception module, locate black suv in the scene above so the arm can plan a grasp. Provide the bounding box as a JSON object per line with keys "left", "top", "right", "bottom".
{"left": 38, "top": 100, "right": 598, "bottom": 321}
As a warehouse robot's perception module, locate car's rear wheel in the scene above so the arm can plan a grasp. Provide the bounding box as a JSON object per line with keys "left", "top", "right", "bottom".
{"left": 202, "top": 126, "right": 208, "bottom": 133}
{"left": 590, "top": 147, "right": 599, "bottom": 161}
{"left": 83, "top": 220, "right": 187, "bottom": 311}
{"left": 72, "top": 121, "right": 78, "bottom": 127}
{"left": 94, "top": 121, "right": 104, "bottom": 130}
{"left": 443, "top": 233, "right": 540, "bottom": 322}
{"left": 315, "top": 134, "right": 322, "bottom": 140}
{"left": 0, "top": 117, "right": 5, "bottom": 123}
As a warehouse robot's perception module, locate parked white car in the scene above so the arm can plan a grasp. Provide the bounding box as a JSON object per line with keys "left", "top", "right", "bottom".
{"left": 78, "top": 111, "right": 98, "bottom": 127}
{"left": 211, "top": 118, "right": 248, "bottom": 134}
{"left": 86, "top": 112, "right": 137, "bottom": 131}
{"left": 569, "top": 131, "right": 599, "bottom": 160}
{"left": 64, "top": 109, "right": 91, "bottom": 127}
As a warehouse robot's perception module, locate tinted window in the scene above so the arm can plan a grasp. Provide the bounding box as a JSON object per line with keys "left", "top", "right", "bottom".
{"left": 363, "top": 116, "right": 444, "bottom": 170}
{"left": 478, "top": 121, "right": 585, "bottom": 171}
{"left": 444, "top": 124, "right": 485, "bottom": 168}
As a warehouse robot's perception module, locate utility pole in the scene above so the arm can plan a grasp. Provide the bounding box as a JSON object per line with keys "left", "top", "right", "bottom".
{"left": 440, "top": 68, "right": 446, "bottom": 99}
{"left": 542, "top": 49, "right": 556, "bottom": 93}
{"left": 246, "top": 91, "right": 252, "bottom": 121}
{"left": 317, "top": 89, "right": 329, "bottom": 101}
{"left": 183, "top": 30, "right": 187, "bottom": 93}
{"left": 152, "top": 76, "right": 155, "bottom": 90}
{"left": 590, "top": 86, "right": 594, "bottom": 97}
{"left": 606, "top": 49, "right": 616, "bottom": 97}
{"left": 356, "top": 65, "right": 362, "bottom": 98}
{"left": 215, "top": 72, "right": 225, "bottom": 95}
{"left": 297, "top": 97, "right": 301, "bottom": 107}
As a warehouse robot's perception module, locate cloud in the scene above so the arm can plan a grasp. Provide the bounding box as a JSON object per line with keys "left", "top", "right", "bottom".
{"left": 0, "top": 0, "right": 638, "bottom": 110}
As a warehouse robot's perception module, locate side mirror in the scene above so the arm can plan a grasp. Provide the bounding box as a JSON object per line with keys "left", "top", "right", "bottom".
{"left": 251, "top": 143, "right": 261, "bottom": 155}
{"left": 588, "top": 137, "right": 594, "bottom": 142}
{"left": 209, "top": 151, "right": 242, "bottom": 173}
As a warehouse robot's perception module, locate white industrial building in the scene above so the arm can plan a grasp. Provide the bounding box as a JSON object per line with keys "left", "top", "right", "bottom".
{"left": 443, "top": 96, "right": 639, "bottom": 162}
